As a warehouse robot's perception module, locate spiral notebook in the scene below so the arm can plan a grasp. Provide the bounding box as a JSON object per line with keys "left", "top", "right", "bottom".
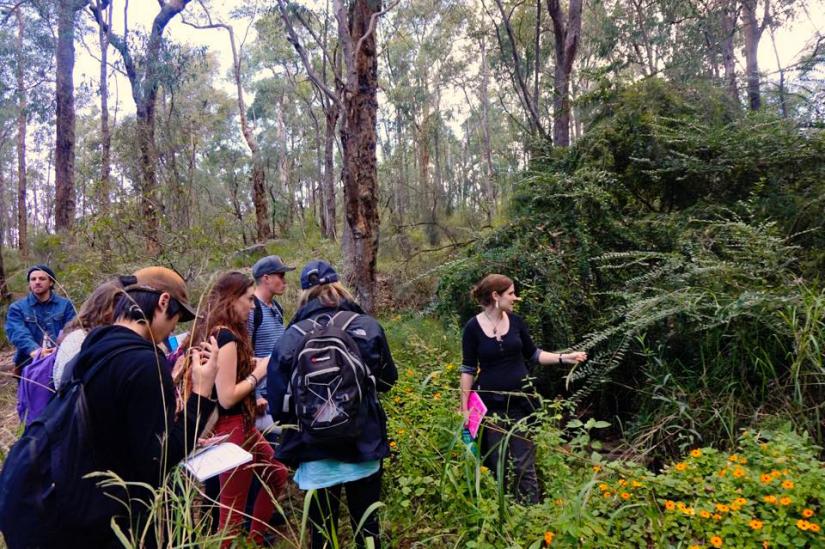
{"left": 182, "top": 441, "right": 252, "bottom": 482}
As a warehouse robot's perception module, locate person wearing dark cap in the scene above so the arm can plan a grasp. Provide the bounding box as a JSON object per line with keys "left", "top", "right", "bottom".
{"left": 267, "top": 260, "right": 397, "bottom": 549}
{"left": 248, "top": 255, "right": 294, "bottom": 434}
{"left": 5, "top": 264, "right": 76, "bottom": 376}
{"left": 61, "top": 266, "right": 219, "bottom": 547}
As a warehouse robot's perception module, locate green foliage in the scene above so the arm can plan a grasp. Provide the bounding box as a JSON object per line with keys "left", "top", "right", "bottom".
{"left": 437, "top": 78, "right": 825, "bottom": 455}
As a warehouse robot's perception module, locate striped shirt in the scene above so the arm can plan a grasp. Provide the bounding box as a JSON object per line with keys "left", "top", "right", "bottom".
{"left": 247, "top": 296, "right": 286, "bottom": 399}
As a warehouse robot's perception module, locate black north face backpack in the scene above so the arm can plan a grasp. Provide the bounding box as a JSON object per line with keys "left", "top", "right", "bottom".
{"left": 288, "top": 311, "right": 374, "bottom": 440}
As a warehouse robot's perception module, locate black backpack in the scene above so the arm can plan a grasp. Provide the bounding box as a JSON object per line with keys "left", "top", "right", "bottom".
{"left": 0, "top": 344, "right": 143, "bottom": 548}
{"left": 287, "top": 311, "right": 374, "bottom": 440}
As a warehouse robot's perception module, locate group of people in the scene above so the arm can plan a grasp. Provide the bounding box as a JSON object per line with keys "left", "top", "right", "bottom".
{"left": 3, "top": 262, "right": 586, "bottom": 547}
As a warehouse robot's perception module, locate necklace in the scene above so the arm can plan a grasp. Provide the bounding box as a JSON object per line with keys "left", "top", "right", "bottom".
{"left": 483, "top": 311, "right": 504, "bottom": 339}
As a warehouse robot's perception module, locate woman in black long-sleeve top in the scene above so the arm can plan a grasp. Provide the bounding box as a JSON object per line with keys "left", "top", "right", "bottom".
{"left": 459, "top": 274, "right": 587, "bottom": 503}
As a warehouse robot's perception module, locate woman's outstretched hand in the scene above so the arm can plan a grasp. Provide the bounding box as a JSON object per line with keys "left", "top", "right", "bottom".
{"left": 190, "top": 336, "right": 219, "bottom": 398}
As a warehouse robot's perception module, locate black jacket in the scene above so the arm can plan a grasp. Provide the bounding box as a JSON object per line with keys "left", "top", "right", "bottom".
{"left": 266, "top": 298, "right": 397, "bottom": 465}
{"left": 74, "top": 325, "right": 216, "bottom": 545}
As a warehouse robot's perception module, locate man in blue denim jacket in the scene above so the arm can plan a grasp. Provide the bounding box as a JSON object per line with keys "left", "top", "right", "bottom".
{"left": 5, "top": 264, "right": 76, "bottom": 375}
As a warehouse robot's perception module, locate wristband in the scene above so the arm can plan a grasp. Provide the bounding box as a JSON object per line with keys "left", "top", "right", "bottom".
{"left": 558, "top": 354, "right": 564, "bottom": 366}
{"left": 248, "top": 373, "right": 259, "bottom": 385}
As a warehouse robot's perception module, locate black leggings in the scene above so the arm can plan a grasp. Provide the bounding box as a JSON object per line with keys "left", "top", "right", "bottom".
{"left": 481, "top": 409, "right": 540, "bottom": 504}
{"left": 307, "top": 468, "right": 383, "bottom": 549}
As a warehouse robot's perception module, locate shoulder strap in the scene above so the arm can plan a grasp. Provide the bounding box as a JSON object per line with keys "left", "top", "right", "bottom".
{"left": 251, "top": 298, "right": 263, "bottom": 349}
{"left": 77, "top": 344, "right": 154, "bottom": 387}
{"left": 329, "top": 310, "right": 359, "bottom": 331}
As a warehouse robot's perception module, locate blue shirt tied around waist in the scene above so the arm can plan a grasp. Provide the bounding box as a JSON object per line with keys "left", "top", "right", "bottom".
{"left": 294, "top": 459, "right": 380, "bottom": 490}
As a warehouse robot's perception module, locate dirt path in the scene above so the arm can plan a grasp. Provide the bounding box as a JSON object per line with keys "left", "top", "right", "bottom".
{"left": 0, "top": 350, "right": 21, "bottom": 457}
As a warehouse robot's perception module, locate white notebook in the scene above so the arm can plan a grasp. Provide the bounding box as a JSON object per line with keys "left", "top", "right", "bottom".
{"left": 182, "top": 442, "right": 252, "bottom": 482}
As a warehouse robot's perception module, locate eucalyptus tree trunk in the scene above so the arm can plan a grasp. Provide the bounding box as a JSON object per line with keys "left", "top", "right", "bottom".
{"left": 720, "top": 2, "right": 739, "bottom": 104}
{"left": 479, "top": 37, "right": 496, "bottom": 221}
{"left": 741, "top": 0, "right": 769, "bottom": 111}
{"left": 97, "top": 0, "right": 111, "bottom": 214}
{"left": 0, "top": 168, "right": 10, "bottom": 302}
{"left": 55, "top": 0, "right": 88, "bottom": 231}
{"left": 15, "top": 9, "right": 27, "bottom": 258}
{"left": 337, "top": 0, "right": 382, "bottom": 313}
{"left": 323, "top": 106, "right": 338, "bottom": 239}
{"left": 547, "top": 0, "right": 583, "bottom": 148}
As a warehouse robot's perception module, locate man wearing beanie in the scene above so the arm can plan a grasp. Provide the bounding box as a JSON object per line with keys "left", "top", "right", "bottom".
{"left": 5, "top": 264, "right": 76, "bottom": 376}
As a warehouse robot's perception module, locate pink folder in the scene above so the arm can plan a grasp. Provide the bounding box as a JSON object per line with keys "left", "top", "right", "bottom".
{"left": 465, "top": 391, "right": 488, "bottom": 439}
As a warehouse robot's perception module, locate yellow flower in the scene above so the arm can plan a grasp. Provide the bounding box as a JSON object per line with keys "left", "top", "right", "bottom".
{"left": 665, "top": 500, "right": 676, "bottom": 511}
{"left": 598, "top": 483, "right": 609, "bottom": 492}
{"left": 691, "top": 449, "right": 703, "bottom": 458}
{"left": 760, "top": 473, "right": 773, "bottom": 484}
{"left": 678, "top": 502, "right": 688, "bottom": 511}
{"left": 433, "top": 392, "right": 441, "bottom": 400}
{"left": 620, "top": 492, "right": 631, "bottom": 501}
{"left": 802, "top": 509, "right": 815, "bottom": 518}
{"left": 389, "top": 441, "right": 398, "bottom": 449}
{"left": 479, "top": 466, "right": 489, "bottom": 474}
{"left": 716, "top": 503, "right": 730, "bottom": 513}
{"left": 544, "top": 531, "right": 554, "bottom": 545}
{"left": 603, "top": 491, "right": 612, "bottom": 498}
{"left": 732, "top": 467, "right": 746, "bottom": 478}
{"left": 675, "top": 462, "right": 688, "bottom": 472}
{"left": 554, "top": 498, "right": 564, "bottom": 506}
{"left": 809, "top": 522, "right": 821, "bottom": 533}
{"left": 618, "top": 479, "right": 627, "bottom": 486}
{"left": 734, "top": 497, "right": 748, "bottom": 506}
{"left": 730, "top": 503, "right": 742, "bottom": 512}
{"left": 592, "top": 465, "right": 602, "bottom": 473}
{"left": 710, "top": 535, "right": 723, "bottom": 548}
{"left": 770, "top": 469, "right": 782, "bottom": 478}
{"left": 393, "top": 396, "right": 402, "bottom": 404}
{"left": 763, "top": 495, "right": 777, "bottom": 504}
{"left": 398, "top": 428, "right": 406, "bottom": 435}
{"left": 779, "top": 496, "right": 792, "bottom": 506}
{"left": 689, "top": 546, "right": 702, "bottom": 549}
{"left": 682, "top": 507, "right": 695, "bottom": 516}
{"left": 728, "top": 454, "right": 740, "bottom": 463}
{"left": 749, "top": 519, "right": 764, "bottom": 530}
{"left": 631, "top": 480, "right": 643, "bottom": 488}
{"left": 781, "top": 480, "right": 794, "bottom": 490}
{"left": 700, "top": 510, "right": 712, "bottom": 519}
{"left": 712, "top": 513, "right": 722, "bottom": 521}
{"left": 796, "top": 519, "right": 810, "bottom": 531}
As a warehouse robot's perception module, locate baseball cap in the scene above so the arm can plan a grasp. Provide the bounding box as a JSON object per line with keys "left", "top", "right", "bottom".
{"left": 120, "top": 267, "right": 197, "bottom": 322}
{"left": 300, "top": 260, "right": 339, "bottom": 290}
{"left": 252, "top": 255, "right": 295, "bottom": 279}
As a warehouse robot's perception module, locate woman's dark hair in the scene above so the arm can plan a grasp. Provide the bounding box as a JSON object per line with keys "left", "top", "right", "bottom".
{"left": 470, "top": 274, "right": 514, "bottom": 307}
{"left": 114, "top": 290, "right": 182, "bottom": 323}
{"left": 190, "top": 271, "right": 256, "bottom": 422}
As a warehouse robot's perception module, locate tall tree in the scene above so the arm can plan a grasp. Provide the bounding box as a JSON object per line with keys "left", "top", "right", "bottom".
{"left": 547, "top": 0, "right": 583, "bottom": 147}
{"left": 54, "top": 0, "right": 89, "bottom": 231}
{"left": 740, "top": 0, "right": 770, "bottom": 110}
{"left": 182, "top": 3, "right": 272, "bottom": 242}
{"left": 93, "top": 0, "right": 111, "bottom": 214}
{"left": 90, "top": 0, "right": 193, "bottom": 255}
{"left": 15, "top": 7, "right": 27, "bottom": 257}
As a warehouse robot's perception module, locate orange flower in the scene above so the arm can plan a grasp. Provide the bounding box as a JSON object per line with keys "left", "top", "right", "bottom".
{"left": 389, "top": 441, "right": 398, "bottom": 449}
{"left": 760, "top": 473, "right": 773, "bottom": 484}
{"left": 603, "top": 491, "right": 612, "bottom": 498}
{"left": 710, "top": 535, "right": 723, "bottom": 548}
{"left": 734, "top": 498, "right": 748, "bottom": 506}
{"left": 763, "top": 495, "right": 777, "bottom": 504}
{"left": 731, "top": 503, "right": 743, "bottom": 512}
{"left": 716, "top": 503, "right": 730, "bottom": 513}
{"left": 677, "top": 502, "right": 687, "bottom": 511}
{"left": 749, "top": 519, "right": 764, "bottom": 530}
{"left": 665, "top": 500, "right": 676, "bottom": 511}
{"left": 618, "top": 479, "right": 627, "bottom": 486}
{"left": 779, "top": 496, "right": 792, "bottom": 506}
{"left": 728, "top": 454, "right": 740, "bottom": 463}
{"left": 796, "top": 519, "right": 810, "bottom": 531}
{"left": 802, "top": 509, "right": 815, "bottom": 518}
{"left": 700, "top": 510, "right": 712, "bottom": 519}
{"left": 544, "top": 531, "right": 555, "bottom": 545}
{"left": 718, "top": 468, "right": 728, "bottom": 477}
{"left": 598, "top": 483, "right": 609, "bottom": 492}
{"left": 712, "top": 513, "right": 722, "bottom": 521}
{"left": 620, "top": 492, "right": 631, "bottom": 500}
{"left": 809, "top": 523, "right": 821, "bottom": 533}
{"left": 763, "top": 542, "right": 770, "bottom": 549}
{"left": 689, "top": 546, "right": 702, "bottom": 549}
{"left": 675, "top": 462, "right": 688, "bottom": 472}
{"left": 732, "top": 467, "right": 746, "bottom": 478}
{"left": 781, "top": 480, "right": 794, "bottom": 490}
{"left": 770, "top": 469, "right": 782, "bottom": 478}
{"left": 691, "top": 449, "right": 703, "bottom": 458}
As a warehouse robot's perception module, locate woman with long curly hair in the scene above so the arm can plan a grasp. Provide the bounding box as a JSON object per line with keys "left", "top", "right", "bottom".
{"left": 191, "top": 271, "right": 287, "bottom": 546}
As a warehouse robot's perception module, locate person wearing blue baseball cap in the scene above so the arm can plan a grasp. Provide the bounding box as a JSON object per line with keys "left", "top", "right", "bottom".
{"left": 267, "top": 260, "right": 398, "bottom": 549}
{"left": 5, "top": 264, "right": 76, "bottom": 376}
